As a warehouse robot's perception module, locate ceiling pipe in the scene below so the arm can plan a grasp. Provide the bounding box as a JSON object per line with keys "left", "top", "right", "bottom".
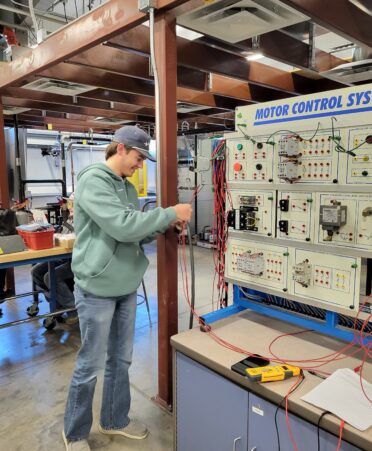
{"left": 0, "top": 20, "right": 28, "bottom": 32}
{"left": 28, "top": 0, "right": 39, "bottom": 43}
{"left": 0, "top": 3, "right": 70, "bottom": 25}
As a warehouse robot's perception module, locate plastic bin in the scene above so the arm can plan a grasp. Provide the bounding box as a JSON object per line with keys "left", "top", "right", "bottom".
{"left": 17, "top": 228, "right": 54, "bottom": 250}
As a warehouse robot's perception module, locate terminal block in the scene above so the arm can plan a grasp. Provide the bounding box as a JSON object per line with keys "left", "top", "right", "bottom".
{"left": 278, "top": 138, "right": 300, "bottom": 157}
{"left": 278, "top": 161, "right": 300, "bottom": 182}
{"left": 292, "top": 259, "right": 312, "bottom": 288}
{"left": 319, "top": 201, "right": 347, "bottom": 241}
{"left": 236, "top": 252, "right": 264, "bottom": 276}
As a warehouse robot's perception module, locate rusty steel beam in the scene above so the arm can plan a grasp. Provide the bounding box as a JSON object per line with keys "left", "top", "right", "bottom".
{"left": 108, "top": 25, "right": 311, "bottom": 94}
{"left": 280, "top": 0, "right": 372, "bottom": 50}
{"left": 1, "top": 87, "right": 156, "bottom": 117}
{"left": 11, "top": 116, "right": 115, "bottom": 133}
{"left": 81, "top": 89, "right": 155, "bottom": 108}
{"left": 155, "top": 11, "right": 178, "bottom": 410}
{"left": 17, "top": 115, "right": 125, "bottom": 130}
{"left": 39, "top": 63, "right": 155, "bottom": 97}
{"left": 69, "top": 45, "right": 207, "bottom": 91}
{"left": 39, "top": 63, "right": 247, "bottom": 108}
{"left": 238, "top": 30, "right": 346, "bottom": 73}
{"left": 0, "top": 0, "right": 190, "bottom": 89}
{"left": 2, "top": 96, "right": 138, "bottom": 121}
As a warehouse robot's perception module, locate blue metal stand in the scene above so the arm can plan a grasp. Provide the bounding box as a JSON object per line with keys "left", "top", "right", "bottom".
{"left": 201, "top": 284, "right": 371, "bottom": 345}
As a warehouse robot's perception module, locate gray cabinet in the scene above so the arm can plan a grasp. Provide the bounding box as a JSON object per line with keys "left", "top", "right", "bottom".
{"left": 176, "top": 352, "right": 248, "bottom": 451}
{"left": 176, "top": 352, "right": 362, "bottom": 451}
{"left": 248, "top": 393, "right": 360, "bottom": 451}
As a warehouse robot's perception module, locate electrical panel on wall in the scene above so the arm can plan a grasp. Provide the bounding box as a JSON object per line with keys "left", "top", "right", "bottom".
{"left": 226, "top": 136, "right": 274, "bottom": 183}
{"left": 225, "top": 83, "right": 372, "bottom": 318}
{"left": 227, "top": 190, "right": 275, "bottom": 237}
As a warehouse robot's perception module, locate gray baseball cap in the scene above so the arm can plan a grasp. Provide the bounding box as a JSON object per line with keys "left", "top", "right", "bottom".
{"left": 113, "top": 126, "right": 156, "bottom": 161}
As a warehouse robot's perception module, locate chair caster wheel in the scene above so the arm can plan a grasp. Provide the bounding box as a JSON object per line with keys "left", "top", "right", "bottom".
{"left": 26, "top": 305, "right": 39, "bottom": 317}
{"left": 43, "top": 317, "right": 57, "bottom": 330}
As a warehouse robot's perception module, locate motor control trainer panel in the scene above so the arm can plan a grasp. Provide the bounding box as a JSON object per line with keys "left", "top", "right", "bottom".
{"left": 225, "top": 83, "right": 372, "bottom": 317}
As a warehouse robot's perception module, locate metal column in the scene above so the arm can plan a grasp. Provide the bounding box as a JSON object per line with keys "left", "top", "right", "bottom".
{"left": 0, "top": 99, "right": 10, "bottom": 208}
{"left": 155, "top": 10, "right": 178, "bottom": 409}
{"left": 0, "top": 98, "right": 15, "bottom": 294}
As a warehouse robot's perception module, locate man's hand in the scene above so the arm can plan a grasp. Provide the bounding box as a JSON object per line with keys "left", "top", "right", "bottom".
{"left": 171, "top": 204, "right": 193, "bottom": 222}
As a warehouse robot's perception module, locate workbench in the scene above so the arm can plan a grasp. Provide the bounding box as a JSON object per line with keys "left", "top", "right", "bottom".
{"left": 0, "top": 247, "right": 72, "bottom": 328}
{"left": 171, "top": 311, "right": 372, "bottom": 451}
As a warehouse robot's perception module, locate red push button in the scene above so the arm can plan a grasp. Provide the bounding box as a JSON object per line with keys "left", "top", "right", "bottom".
{"left": 234, "top": 163, "right": 243, "bottom": 172}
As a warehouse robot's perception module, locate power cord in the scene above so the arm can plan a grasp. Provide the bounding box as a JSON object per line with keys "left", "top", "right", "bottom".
{"left": 317, "top": 410, "right": 331, "bottom": 451}
{"left": 274, "top": 371, "right": 305, "bottom": 451}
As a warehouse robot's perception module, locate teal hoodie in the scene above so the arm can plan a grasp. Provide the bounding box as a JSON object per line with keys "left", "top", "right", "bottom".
{"left": 71, "top": 163, "right": 176, "bottom": 297}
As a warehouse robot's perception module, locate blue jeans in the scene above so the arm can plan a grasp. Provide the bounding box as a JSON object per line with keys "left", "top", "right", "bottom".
{"left": 31, "top": 261, "right": 75, "bottom": 310}
{"left": 64, "top": 284, "right": 137, "bottom": 441}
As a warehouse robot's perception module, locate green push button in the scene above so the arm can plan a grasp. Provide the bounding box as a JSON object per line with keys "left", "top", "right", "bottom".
{"left": 237, "top": 144, "right": 243, "bottom": 151}
{"left": 237, "top": 112, "right": 242, "bottom": 118}
{"left": 362, "top": 171, "right": 368, "bottom": 176}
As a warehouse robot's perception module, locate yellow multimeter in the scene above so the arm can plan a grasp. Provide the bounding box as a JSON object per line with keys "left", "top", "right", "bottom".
{"left": 246, "top": 364, "right": 301, "bottom": 382}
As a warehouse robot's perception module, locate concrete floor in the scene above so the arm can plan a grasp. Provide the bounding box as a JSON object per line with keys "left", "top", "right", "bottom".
{"left": 0, "top": 243, "right": 218, "bottom": 450}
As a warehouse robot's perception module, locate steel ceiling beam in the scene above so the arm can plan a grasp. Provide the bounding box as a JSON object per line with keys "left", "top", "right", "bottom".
{"left": 1, "top": 87, "right": 156, "bottom": 117}
{"left": 15, "top": 114, "right": 125, "bottom": 130}
{"left": 234, "top": 30, "right": 346, "bottom": 73}
{"left": 2, "top": 97, "right": 138, "bottom": 121}
{"left": 0, "top": 0, "right": 189, "bottom": 89}
{"left": 108, "top": 25, "right": 311, "bottom": 94}
{"left": 280, "top": 0, "right": 372, "bottom": 50}
{"left": 39, "top": 63, "right": 155, "bottom": 96}
{"left": 37, "top": 64, "right": 252, "bottom": 107}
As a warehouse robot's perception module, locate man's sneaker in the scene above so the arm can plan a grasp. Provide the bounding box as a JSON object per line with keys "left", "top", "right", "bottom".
{"left": 62, "top": 430, "right": 91, "bottom": 450}
{"left": 98, "top": 420, "right": 149, "bottom": 440}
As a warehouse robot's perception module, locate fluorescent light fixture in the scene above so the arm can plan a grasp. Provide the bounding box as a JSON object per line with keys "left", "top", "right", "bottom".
{"left": 246, "top": 52, "right": 264, "bottom": 61}
{"left": 143, "top": 21, "right": 203, "bottom": 40}
{"left": 176, "top": 25, "right": 204, "bottom": 41}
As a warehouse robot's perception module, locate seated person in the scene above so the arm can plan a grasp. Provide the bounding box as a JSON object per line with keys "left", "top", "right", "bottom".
{"left": 31, "top": 260, "right": 77, "bottom": 324}
{"left": 31, "top": 193, "right": 77, "bottom": 324}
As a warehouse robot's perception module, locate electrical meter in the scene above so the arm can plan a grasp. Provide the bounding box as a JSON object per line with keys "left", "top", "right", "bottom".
{"left": 319, "top": 202, "right": 347, "bottom": 240}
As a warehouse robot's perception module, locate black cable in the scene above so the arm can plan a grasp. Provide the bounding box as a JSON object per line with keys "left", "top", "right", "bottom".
{"left": 274, "top": 372, "right": 305, "bottom": 451}
{"left": 63, "top": 2, "right": 68, "bottom": 22}
{"left": 187, "top": 223, "right": 195, "bottom": 329}
{"left": 266, "top": 123, "right": 321, "bottom": 145}
{"left": 74, "top": 0, "right": 78, "bottom": 17}
{"left": 330, "top": 116, "right": 366, "bottom": 156}
{"left": 317, "top": 411, "right": 331, "bottom": 451}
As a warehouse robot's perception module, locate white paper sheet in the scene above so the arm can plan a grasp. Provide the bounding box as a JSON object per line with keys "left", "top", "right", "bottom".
{"left": 301, "top": 368, "right": 372, "bottom": 431}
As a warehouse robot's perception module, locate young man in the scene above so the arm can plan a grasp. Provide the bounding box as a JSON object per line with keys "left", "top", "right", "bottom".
{"left": 63, "top": 126, "right": 192, "bottom": 450}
